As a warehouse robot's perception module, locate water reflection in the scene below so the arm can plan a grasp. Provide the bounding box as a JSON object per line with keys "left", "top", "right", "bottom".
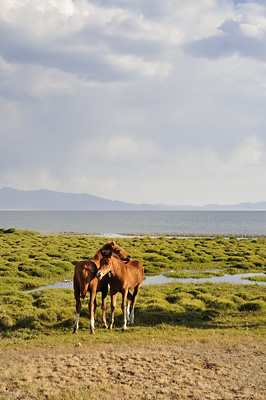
{"left": 143, "top": 273, "right": 266, "bottom": 286}
{"left": 24, "top": 272, "right": 266, "bottom": 293}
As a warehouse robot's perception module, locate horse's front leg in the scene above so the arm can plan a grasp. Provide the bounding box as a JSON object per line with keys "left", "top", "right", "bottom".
{"left": 101, "top": 284, "right": 108, "bottom": 329}
{"left": 109, "top": 291, "right": 117, "bottom": 330}
{"left": 89, "top": 288, "right": 97, "bottom": 335}
{"left": 121, "top": 289, "right": 128, "bottom": 331}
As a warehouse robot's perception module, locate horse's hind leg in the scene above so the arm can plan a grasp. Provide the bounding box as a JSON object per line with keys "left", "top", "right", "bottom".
{"left": 73, "top": 311, "right": 80, "bottom": 334}
{"left": 73, "top": 281, "right": 81, "bottom": 334}
{"left": 127, "top": 291, "right": 133, "bottom": 324}
{"left": 109, "top": 291, "right": 117, "bottom": 330}
{"left": 129, "top": 285, "right": 140, "bottom": 325}
{"left": 121, "top": 289, "right": 129, "bottom": 331}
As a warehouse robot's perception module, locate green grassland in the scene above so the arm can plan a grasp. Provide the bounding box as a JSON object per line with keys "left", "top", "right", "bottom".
{"left": 1, "top": 229, "right": 266, "bottom": 346}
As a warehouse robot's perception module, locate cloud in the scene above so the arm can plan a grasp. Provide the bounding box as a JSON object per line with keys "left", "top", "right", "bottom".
{"left": 186, "top": 2, "right": 266, "bottom": 61}
{"left": 0, "top": 0, "right": 171, "bottom": 82}
{"left": 1, "top": 0, "right": 266, "bottom": 206}
{"left": 230, "top": 136, "right": 263, "bottom": 166}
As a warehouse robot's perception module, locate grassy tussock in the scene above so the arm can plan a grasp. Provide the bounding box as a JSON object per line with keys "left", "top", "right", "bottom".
{"left": 0, "top": 230, "right": 266, "bottom": 347}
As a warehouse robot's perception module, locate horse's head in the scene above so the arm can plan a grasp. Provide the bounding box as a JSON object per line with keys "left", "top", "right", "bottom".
{"left": 100, "top": 241, "right": 131, "bottom": 263}
{"left": 96, "top": 250, "right": 112, "bottom": 281}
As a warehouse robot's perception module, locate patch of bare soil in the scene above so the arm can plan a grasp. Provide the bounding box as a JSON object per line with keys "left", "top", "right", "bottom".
{"left": 0, "top": 339, "right": 265, "bottom": 400}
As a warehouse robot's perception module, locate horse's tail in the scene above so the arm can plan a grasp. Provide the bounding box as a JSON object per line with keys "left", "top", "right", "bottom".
{"left": 73, "top": 274, "right": 81, "bottom": 299}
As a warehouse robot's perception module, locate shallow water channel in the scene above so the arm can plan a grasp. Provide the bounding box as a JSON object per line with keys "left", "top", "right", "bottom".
{"left": 24, "top": 272, "right": 266, "bottom": 294}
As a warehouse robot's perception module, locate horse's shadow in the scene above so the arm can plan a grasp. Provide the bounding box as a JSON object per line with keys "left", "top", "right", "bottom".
{"left": 132, "top": 305, "right": 259, "bottom": 330}
{"left": 67, "top": 304, "right": 257, "bottom": 331}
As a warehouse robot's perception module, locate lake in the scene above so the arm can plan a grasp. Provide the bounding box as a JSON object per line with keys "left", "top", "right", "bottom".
{"left": 24, "top": 272, "right": 266, "bottom": 293}
{"left": 1, "top": 210, "right": 266, "bottom": 236}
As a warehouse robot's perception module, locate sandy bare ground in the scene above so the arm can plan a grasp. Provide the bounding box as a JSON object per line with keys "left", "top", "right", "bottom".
{"left": 1, "top": 338, "right": 266, "bottom": 400}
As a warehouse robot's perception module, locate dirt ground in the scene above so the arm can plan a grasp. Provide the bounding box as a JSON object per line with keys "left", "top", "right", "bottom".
{"left": 0, "top": 338, "right": 265, "bottom": 400}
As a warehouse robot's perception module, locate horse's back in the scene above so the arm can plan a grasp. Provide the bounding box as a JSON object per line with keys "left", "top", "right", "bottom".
{"left": 127, "top": 259, "right": 144, "bottom": 286}
{"left": 128, "top": 260, "right": 144, "bottom": 275}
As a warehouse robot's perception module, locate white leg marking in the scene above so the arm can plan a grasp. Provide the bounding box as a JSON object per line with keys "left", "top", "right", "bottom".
{"left": 74, "top": 313, "right": 79, "bottom": 330}
{"left": 110, "top": 317, "right": 114, "bottom": 330}
{"left": 130, "top": 309, "right": 134, "bottom": 325}
{"left": 90, "top": 317, "right": 95, "bottom": 330}
{"left": 127, "top": 304, "right": 130, "bottom": 322}
{"left": 123, "top": 308, "right": 127, "bottom": 331}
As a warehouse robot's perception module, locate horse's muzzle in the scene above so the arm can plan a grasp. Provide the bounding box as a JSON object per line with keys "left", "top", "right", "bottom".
{"left": 96, "top": 271, "right": 102, "bottom": 280}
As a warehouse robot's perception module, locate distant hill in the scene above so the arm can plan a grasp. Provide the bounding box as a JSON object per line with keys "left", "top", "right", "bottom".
{"left": 0, "top": 187, "right": 266, "bottom": 210}
{"left": 0, "top": 187, "right": 165, "bottom": 210}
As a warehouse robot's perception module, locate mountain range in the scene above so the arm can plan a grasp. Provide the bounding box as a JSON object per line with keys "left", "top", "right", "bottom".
{"left": 0, "top": 187, "right": 266, "bottom": 211}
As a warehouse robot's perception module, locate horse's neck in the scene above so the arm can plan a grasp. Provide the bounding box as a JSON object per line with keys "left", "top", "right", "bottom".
{"left": 111, "top": 258, "right": 124, "bottom": 280}
{"left": 92, "top": 251, "right": 101, "bottom": 266}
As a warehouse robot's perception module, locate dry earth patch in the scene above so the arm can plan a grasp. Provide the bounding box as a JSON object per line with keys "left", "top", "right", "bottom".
{"left": 1, "top": 338, "right": 265, "bottom": 400}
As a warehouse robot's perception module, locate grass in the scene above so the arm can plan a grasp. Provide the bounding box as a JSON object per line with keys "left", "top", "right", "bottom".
{"left": 1, "top": 280, "right": 266, "bottom": 346}
{"left": 244, "top": 274, "right": 266, "bottom": 283}
{"left": 163, "top": 270, "right": 225, "bottom": 279}
{"left": 0, "top": 229, "right": 266, "bottom": 348}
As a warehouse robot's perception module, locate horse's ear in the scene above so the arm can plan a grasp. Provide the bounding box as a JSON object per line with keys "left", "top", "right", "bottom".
{"left": 110, "top": 241, "right": 116, "bottom": 248}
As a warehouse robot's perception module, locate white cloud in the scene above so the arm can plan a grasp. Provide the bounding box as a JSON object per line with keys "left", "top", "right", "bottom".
{"left": 230, "top": 136, "right": 263, "bottom": 166}
{"left": 0, "top": 0, "right": 173, "bottom": 82}
{"left": 75, "top": 134, "right": 158, "bottom": 169}
{"left": 1, "top": 0, "right": 266, "bottom": 205}
{"left": 186, "top": 1, "right": 266, "bottom": 61}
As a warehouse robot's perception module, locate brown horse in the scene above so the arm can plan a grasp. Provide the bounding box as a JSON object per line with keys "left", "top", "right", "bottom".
{"left": 73, "top": 241, "right": 131, "bottom": 334}
{"left": 96, "top": 247, "right": 144, "bottom": 331}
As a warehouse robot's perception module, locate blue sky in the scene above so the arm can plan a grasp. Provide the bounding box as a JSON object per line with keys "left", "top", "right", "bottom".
{"left": 1, "top": 0, "right": 266, "bottom": 206}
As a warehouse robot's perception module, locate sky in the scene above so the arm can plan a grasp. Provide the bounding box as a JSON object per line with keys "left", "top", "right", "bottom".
{"left": 1, "top": 0, "right": 266, "bottom": 206}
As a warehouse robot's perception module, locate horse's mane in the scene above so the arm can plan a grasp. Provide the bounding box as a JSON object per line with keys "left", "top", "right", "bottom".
{"left": 93, "top": 242, "right": 113, "bottom": 261}
{"left": 93, "top": 250, "right": 102, "bottom": 262}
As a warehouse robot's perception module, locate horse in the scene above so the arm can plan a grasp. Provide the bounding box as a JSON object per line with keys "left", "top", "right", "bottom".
{"left": 96, "top": 247, "right": 144, "bottom": 331}
{"left": 73, "top": 241, "right": 131, "bottom": 334}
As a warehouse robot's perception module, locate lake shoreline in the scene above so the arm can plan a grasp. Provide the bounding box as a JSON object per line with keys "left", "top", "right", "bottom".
{"left": 37, "top": 230, "right": 266, "bottom": 238}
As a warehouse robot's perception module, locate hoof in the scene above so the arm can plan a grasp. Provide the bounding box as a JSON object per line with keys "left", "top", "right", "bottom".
{"left": 73, "top": 328, "right": 77, "bottom": 334}
{"left": 90, "top": 329, "right": 95, "bottom": 335}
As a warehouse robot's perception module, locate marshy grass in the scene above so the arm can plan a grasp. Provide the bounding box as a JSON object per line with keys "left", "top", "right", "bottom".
{"left": 1, "top": 229, "right": 266, "bottom": 285}
{"left": 243, "top": 274, "right": 266, "bottom": 283}
{"left": 163, "top": 270, "right": 225, "bottom": 279}
{"left": 0, "top": 229, "right": 266, "bottom": 347}
{"left": 1, "top": 280, "right": 266, "bottom": 343}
